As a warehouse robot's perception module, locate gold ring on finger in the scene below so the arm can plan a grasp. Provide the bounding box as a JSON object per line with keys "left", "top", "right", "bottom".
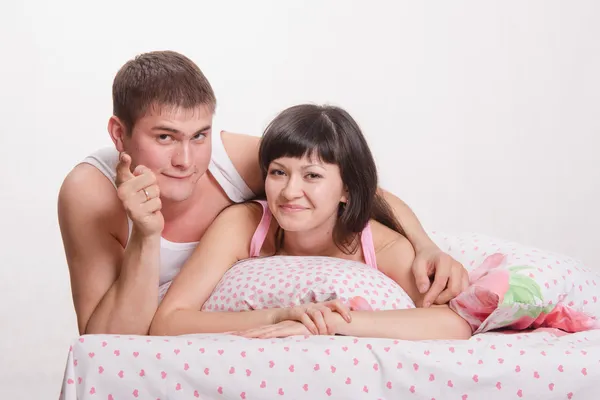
{"left": 143, "top": 188, "right": 150, "bottom": 201}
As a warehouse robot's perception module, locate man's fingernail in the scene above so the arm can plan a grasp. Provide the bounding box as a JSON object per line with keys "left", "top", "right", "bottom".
{"left": 419, "top": 284, "right": 428, "bottom": 292}
{"left": 424, "top": 301, "right": 431, "bottom": 308}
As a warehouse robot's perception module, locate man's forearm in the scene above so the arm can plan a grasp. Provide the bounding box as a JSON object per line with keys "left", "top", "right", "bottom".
{"left": 85, "top": 231, "right": 161, "bottom": 335}
{"left": 379, "top": 188, "right": 436, "bottom": 251}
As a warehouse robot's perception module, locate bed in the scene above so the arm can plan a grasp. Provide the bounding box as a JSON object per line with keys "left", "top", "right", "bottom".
{"left": 58, "top": 232, "right": 600, "bottom": 399}
{"left": 60, "top": 329, "right": 599, "bottom": 399}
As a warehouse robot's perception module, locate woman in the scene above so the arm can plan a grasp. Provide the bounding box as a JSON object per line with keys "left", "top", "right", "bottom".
{"left": 150, "top": 104, "right": 472, "bottom": 340}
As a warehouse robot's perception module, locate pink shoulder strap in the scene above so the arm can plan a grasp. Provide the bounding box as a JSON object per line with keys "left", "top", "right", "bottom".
{"left": 249, "top": 200, "right": 272, "bottom": 257}
{"left": 360, "top": 222, "right": 378, "bottom": 269}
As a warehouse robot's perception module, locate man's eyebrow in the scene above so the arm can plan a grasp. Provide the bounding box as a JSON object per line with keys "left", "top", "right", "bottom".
{"left": 151, "top": 125, "right": 180, "bottom": 134}
{"left": 151, "top": 125, "right": 212, "bottom": 135}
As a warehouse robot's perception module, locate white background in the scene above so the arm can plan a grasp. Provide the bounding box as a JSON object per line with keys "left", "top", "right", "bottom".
{"left": 1, "top": 1, "right": 599, "bottom": 398}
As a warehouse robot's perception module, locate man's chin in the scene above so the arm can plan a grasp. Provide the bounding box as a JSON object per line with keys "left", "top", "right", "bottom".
{"left": 160, "top": 191, "right": 194, "bottom": 204}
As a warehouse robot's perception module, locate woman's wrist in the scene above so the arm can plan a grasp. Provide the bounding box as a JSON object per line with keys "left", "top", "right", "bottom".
{"left": 325, "top": 311, "right": 350, "bottom": 335}
{"left": 270, "top": 307, "right": 289, "bottom": 325}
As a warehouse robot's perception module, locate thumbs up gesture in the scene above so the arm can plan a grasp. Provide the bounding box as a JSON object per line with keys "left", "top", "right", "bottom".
{"left": 116, "top": 153, "right": 164, "bottom": 237}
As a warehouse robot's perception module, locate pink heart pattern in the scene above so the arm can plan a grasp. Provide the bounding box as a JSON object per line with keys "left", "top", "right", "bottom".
{"left": 201, "top": 256, "right": 416, "bottom": 313}
{"left": 60, "top": 327, "right": 600, "bottom": 400}
{"left": 60, "top": 233, "right": 600, "bottom": 399}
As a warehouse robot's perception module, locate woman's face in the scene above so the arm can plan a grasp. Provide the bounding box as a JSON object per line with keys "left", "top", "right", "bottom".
{"left": 265, "top": 155, "right": 347, "bottom": 233}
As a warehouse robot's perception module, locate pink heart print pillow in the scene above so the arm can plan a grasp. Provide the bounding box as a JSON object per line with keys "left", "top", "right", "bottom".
{"left": 201, "top": 256, "right": 415, "bottom": 312}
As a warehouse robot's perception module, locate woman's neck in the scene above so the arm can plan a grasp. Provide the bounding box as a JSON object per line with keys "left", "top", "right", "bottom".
{"left": 280, "top": 219, "right": 355, "bottom": 258}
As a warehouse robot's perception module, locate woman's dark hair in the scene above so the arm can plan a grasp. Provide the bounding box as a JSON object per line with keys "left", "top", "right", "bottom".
{"left": 258, "top": 104, "right": 406, "bottom": 254}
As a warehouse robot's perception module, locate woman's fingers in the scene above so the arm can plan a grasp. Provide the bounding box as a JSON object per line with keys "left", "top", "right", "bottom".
{"left": 307, "top": 308, "right": 328, "bottom": 335}
{"left": 299, "top": 313, "right": 318, "bottom": 335}
{"left": 325, "top": 300, "right": 352, "bottom": 322}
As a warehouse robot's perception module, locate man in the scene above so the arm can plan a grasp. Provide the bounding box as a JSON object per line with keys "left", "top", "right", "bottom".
{"left": 58, "top": 50, "right": 468, "bottom": 335}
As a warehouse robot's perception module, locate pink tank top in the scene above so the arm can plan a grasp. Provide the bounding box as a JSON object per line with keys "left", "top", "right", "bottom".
{"left": 249, "top": 200, "right": 378, "bottom": 269}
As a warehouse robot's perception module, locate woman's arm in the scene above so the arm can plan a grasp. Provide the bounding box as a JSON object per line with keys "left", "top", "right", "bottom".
{"left": 342, "top": 223, "right": 472, "bottom": 340}
{"left": 326, "top": 306, "right": 472, "bottom": 340}
{"left": 149, "top": 203, "right": 279, "bottom": 336}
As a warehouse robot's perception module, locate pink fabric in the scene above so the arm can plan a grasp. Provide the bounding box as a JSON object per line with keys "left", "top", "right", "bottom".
{"left": 248, "top": 200, "right": 378, "bottom": 269}
{"left": 248, "top": 201, "right": 273, "bottom": 257}
{"left": 359, "top": 223, "right": 378, "bottom": 270}
{"left": 449, "top": 253, "right": 600, "bottom": 334}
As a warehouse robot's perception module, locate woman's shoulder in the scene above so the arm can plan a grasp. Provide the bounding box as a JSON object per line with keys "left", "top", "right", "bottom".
{"left": 213, "top": 201, "right": 265, "bottom": 230}
{"left": 368, "top": 219, "right": 415, "bottom": 259}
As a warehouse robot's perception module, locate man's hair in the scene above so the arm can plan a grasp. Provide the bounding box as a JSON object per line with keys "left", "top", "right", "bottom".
{"left": 112, "top": 50, "right": 216, "bottom": 134}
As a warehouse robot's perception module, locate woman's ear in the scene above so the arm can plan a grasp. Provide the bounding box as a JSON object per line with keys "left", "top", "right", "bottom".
{"left": 340, "top": 188, "right": 349, "bottom": 204}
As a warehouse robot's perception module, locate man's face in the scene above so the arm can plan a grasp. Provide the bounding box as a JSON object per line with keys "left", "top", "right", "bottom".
{"left": 121, "top": 105, "right": 213, "bottom": 203}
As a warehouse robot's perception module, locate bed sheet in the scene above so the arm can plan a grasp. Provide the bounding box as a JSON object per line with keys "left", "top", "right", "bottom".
{"left": 59, "top": 329, "right": 600, "bottom": 400}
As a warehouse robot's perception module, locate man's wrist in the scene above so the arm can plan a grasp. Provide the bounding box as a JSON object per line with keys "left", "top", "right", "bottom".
{"left": 413, "top": 237, "right": 439, "bottom": 253}
{"left": 130, "top": 227, "right": 161, "bottom": 246}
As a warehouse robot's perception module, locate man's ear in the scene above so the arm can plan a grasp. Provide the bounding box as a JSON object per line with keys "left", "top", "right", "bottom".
{"left": 108, "top": 116, "right": 128, "bottom": 152}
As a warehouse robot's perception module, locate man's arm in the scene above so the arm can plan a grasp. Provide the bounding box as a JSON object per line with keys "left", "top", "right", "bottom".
{"left": 58, "top": 164, "right": 160, "bottom": 335}
{"left": 377, "top": 188, "right": 469, "bottom": 303}
{"left": 377, "top": 188, "right": 437, "bottom": 251}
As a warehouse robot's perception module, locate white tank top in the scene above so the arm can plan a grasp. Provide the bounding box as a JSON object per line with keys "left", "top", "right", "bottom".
{"left": 81, "top": 131, "right": 255, "bottom": 286}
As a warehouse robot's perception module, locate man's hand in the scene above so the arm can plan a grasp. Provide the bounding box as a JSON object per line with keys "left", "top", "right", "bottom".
{"left": 116, "top": 152, "right": 164, "bottom": 237}
{"left": 412, "top": 245, "right": 469, "bottom": 307}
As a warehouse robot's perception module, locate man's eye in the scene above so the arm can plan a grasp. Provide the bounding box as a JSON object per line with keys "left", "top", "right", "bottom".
{"left": 193, "top": 133, "right": 206, "bottom": 140}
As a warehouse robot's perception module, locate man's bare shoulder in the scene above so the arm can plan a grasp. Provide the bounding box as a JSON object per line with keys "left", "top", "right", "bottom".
{"left": 58, "top": 163, "right": 126, "bottom": 237}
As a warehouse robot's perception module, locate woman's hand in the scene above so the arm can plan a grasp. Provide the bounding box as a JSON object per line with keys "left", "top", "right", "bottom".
{"left": 273, "top": 299, "right": 352, "bottom": 335}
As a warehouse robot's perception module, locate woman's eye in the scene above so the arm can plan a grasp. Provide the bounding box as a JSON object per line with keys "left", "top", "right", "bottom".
{"left": 306, "top": 173, "right": 322, "bottom": 179}
{"left": 269, "top": 169, "right": 285, "bottom": 176}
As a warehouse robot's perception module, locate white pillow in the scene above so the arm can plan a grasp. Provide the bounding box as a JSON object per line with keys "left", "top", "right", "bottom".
{"left": 201, "top": 256, "right": 415, "bottom": 312}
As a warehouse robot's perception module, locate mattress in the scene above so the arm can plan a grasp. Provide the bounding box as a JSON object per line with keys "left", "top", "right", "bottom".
{"left": 59, "top": 328, "right": 600, "bottom": 399}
